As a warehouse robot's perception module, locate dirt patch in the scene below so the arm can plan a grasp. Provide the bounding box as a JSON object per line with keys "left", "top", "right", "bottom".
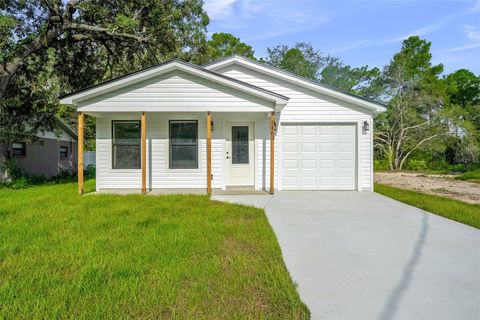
{"left": 375, "top": 172, "right": 480, "bottom": 204}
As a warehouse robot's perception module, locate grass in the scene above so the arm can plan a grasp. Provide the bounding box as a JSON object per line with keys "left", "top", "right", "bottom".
{"left": 0, "top": 180, "right": 309, "bottom": 319}
{"left": 455, "top": 168, "right": 480, "bottom": 184}
{"left": 375, "top": 183, "right": 480, "bottom": 229}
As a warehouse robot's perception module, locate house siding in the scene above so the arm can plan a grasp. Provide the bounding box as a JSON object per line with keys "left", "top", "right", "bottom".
{"left": 0, "top": 136, "right": 77, "bottom": 178}
{"left": 79, "top": 70, "right": 275, "bottom": 112}
{"left": 214, "top": 65, "right": 373, "bottom": 191}
{"left": 95, "top": 113, "right": 272, "bottom": 191}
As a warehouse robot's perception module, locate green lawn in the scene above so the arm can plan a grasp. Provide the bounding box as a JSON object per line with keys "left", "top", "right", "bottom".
{"left": 0, "top": 181, "right": 309, "bottom": 319}
{"left": 455, "top": 168, "right": 480, "bottom": 184}
{"left": 375, "top": 183, "right": 480, "bottom": 229}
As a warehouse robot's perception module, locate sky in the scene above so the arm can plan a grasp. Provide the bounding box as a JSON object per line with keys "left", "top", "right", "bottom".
{"left": 204, "top": 0, "right": 480, "bottom": 74}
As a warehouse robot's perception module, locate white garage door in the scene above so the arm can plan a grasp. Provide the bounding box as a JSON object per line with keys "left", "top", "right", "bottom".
{"left": 281, "top": 124, "right": 356, "bottom": 190}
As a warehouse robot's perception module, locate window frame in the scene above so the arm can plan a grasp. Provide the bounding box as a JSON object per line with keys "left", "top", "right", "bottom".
{"left": 111, "top": 120, "right": 142, "bottom": 170}
{"left": 59, "top": 145, "right": 69, "bottom": 159}
{"left": 168, "top": 120, "right": 199, "bottom": 170}
{"left": 12, "top": 142, "right": 26, "bottom": 157}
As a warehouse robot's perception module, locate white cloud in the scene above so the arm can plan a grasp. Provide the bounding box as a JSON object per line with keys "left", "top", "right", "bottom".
{"left": 328, "top": 40, "right": 371, "bottom": 54}
{"left": 470, "top": 0, "right": 480, "bottom": 12}
{"left": 463, "top": 24, "right": 480, "bottom": 41}
{"left": 244, "top": 16, "right": 330, "bottom": 42}
{"left": 443, "top": 42, "right": 480, "bottom": 52}
{"left": 385, "top": 22, "right": 445, "bottom": 44}
{"left": 204, "top": 0, "right": 238, "bottom": 20}
{"left": 442, "top": 25, "right": 480, "bottom": 52}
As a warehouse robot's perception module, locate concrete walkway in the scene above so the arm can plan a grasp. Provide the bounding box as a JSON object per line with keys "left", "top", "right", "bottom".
{"left": 212, "top": 191, "right": 480, "bottom": 320}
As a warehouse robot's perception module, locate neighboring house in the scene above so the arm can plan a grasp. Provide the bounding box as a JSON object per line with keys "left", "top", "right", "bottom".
{"left": 0, "top": 120, "right": 78, "bottom": 178}
{"left": 60, "top": 56, "right": 385, "bottom": 194}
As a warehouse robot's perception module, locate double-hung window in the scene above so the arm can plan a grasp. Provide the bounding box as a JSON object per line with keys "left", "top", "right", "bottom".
{"left": 13, "top": 142, "right": 26, "bottom": 157}
{"left": 112, "top": 121, "right": 141, "bottom": 169}
{"left": 169, "top": 120, "right": 198, "bottom": 169}
{"left": 59, "top": 146, "right": 69, "bottom": 158}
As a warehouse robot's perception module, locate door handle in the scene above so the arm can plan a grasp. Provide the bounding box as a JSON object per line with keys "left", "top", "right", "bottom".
{"left": 226, "top": 156, "right": 231, "bottom": 159}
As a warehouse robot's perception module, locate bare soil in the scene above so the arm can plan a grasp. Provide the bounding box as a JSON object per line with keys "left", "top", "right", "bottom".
{"left": 375, "top": 172, "right": 480, "bottom": 204}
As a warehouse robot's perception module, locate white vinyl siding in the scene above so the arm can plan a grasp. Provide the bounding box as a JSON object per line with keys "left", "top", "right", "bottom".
{"left": 214, "top": 65, "right": 373, "bottom": 191}
{"left": 79, "top": 70, "right": 275, "bottom": 112}
{"left": 95, "top": 113, "right": 271, "bottom": 191}
{"left": 96, "top": 113, "right": 225, "bottom": 190}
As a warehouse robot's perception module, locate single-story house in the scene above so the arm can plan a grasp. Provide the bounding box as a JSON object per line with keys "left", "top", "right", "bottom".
{"left": 60, "top": 56, "right": 385, "bottom": 194}
{"left": 0, "top": 119, "right": 78, "bottom": 178}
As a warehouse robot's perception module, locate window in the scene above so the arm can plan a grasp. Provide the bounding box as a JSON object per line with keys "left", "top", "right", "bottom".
{"left": 112, "top": 121, "right": 141, "bottom": 169}
{"left": 169, "top": 120, "right": 198, "bottom": 169}
{"left": 59, "top": 146, "right": 69, "bottom": 158}
{"left": 12, "top": 143, "right": 26, "bottom": 157}
{"left": 232, "top": 126, "right": 249, "bottom": 164}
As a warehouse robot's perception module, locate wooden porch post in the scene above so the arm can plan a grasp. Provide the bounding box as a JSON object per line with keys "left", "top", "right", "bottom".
{"left": 269, "top": 112, "right": 275, "bottom": 194}
{"left": 77, "top": 112, "right": 84, "bottom": 195}
{"left": 206, "top": 112, "right": 212, "bottom": 195}
{"left": 141, "top": 112, "right": 147, "bottom": 194}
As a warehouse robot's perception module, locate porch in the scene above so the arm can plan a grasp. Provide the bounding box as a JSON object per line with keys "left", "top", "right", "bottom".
{"left": 77, "top": 111, "right": 277, "bottom": 195}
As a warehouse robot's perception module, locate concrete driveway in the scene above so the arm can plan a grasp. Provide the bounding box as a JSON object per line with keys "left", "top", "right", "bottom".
{"left": 213, "top": 191, "right": 480, "bottom": 320}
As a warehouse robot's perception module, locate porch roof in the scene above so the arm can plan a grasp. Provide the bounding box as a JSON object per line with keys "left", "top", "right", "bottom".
{"left": 59, "top": 59, "right": 289, "bottom": 113}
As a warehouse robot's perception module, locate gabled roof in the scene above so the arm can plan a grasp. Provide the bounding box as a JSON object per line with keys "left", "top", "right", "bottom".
{"left": 56, "top": 117, "right": 78, "bottom": 140}
{"left": 204, "top": 55, "right": 386, "bottom": 114}
{"left": 59, "top": 59, "right": 289, "bottom": 107}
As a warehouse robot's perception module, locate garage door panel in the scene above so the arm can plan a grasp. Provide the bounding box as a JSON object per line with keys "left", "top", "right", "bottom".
{"left": 283, "top": 142, "right": 298, "bottom": 152}
{"left": 283, "top": 126, "right": 299, "bottom": 135}
{"left": 301, "top": 126, "right": 316, "bottom": 135}
{"left": 300, "top": 159, "right": 316, "bottom": 169}
{"left": 319, "top": 143, "right": 335, "bottom": 152}
{"left": 281, "top": 124, "right": 356, "bottom": 190}
{"left": 283, "top": 159, "right": 298, "bottom": 169}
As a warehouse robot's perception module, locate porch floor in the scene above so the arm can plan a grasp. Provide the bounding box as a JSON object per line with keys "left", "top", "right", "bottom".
{"left": 91, "top": 188, "right": 269, "bottom": 196}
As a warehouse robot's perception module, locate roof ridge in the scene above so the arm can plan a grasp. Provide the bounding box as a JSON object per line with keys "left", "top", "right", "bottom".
{"left": 59, "top": 59, "right": 289, "bottom": 102}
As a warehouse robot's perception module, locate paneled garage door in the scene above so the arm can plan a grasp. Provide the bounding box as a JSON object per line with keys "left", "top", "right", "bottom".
{"left": 281, "top": 124, "right": 356, "bottom": 190}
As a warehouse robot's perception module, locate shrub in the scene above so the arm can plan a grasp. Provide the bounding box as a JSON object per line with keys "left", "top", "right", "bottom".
{"left": 1, "top": 158, "right": 24, "bottom": 180}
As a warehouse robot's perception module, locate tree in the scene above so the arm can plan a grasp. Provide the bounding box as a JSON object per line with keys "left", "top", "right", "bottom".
{"left": 200, "top": 32, "right": 254, "bottom": 63}
{"left": 0, "top": 0, "right": 208, "bottom": 157}
{"left": 320, "top": 57, "right": 380, "bottom": 96}
{"left": 374, "top": 36, "right": 449, "bottom": 170}
{"left": 444, "top": 69, "right": 480, "bottom": 164}
{"left": 265, "top": 42, "right": 331, "bottom": 80}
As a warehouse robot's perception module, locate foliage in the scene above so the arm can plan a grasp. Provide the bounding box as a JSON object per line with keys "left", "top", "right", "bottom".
{"left": 375, "top": 183, "right": 480, "bottom": 229}
{"left": 265, "top": 42, "right": 332, "bottom": 80}
{"left": 0, "top": 158, "right": 24, "bottom": 180}
{"left": 0, "top": 0, "right": 209, "bottom": 150}
{"left": 0, "top": 48, "right": 60, "bottom": 156}
{"left": 0, "top": 181, "right": 310, "bottom": 318}
{"left": 455, "top": 169, "right": 480, "bottom": 184}
{"left": 320, "top": 57, "right": 380, "bottom": 96}
{"left": 443, "top": 69, "right": 480, "bottom": 165}
{"left": 0, "top": 160, "right": 95, "bottom": 189}
{"left": 374, "top": 36, "right": 449, "bottom": 170}
{"left": 199, "top": 32, "right": 255, "bottom": 63}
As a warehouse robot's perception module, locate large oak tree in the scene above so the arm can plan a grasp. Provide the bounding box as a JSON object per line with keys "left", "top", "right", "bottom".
{"left": 0, "top": 0, "right": 208, "bottom": 156}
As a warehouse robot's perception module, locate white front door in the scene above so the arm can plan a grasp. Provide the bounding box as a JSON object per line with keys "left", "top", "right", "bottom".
{"left": 226, "top": 123, "right": 254, "bottom": 186}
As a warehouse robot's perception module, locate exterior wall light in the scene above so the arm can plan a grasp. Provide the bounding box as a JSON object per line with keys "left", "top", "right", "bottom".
{"left": 211, "top": 119, "right": 214, "bottom": 131}
{"left": 362, "top": 120, "right": 370, "bottom": 134}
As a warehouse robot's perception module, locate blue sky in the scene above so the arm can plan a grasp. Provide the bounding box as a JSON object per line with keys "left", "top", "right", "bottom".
{"left": 204, "top": 0, "right": 480, "bottom": 74}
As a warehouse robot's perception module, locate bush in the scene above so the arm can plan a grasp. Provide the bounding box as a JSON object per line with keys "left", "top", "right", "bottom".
{"left": 85, "top": 165, "right": 96, "bottom": 179}
{"left": 1, "top": 158, "right": 24, "bottom": 180}
{"left": 374, "top": 159, "right": 390, "bottom": 171}
{"left": 1, "top": 160, "right": 96, "bottom": 189}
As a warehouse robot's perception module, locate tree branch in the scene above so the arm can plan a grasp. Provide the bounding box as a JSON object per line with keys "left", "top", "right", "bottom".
{"left": 64, "top": 23, "right": 148, "bottom": 42}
